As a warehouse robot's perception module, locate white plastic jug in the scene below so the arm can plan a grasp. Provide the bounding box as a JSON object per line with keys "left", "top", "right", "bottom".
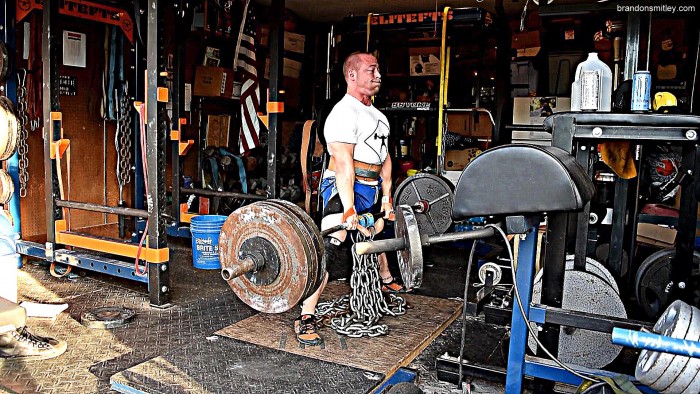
{"left": 571, "top": 53, "right": 612, "bottom": 112}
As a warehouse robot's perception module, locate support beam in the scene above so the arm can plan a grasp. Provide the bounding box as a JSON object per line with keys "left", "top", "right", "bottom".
{"left": 266, "top": 0, "right": 285, "bottom": 199}
{"left": 42, "top": 0, "right": 61, "bottom": 261}
{"left": 146, "top": 0, "right": 170, "bottom": 306}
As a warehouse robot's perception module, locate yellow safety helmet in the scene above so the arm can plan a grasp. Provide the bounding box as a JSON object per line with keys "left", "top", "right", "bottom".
{"left": 653, "top": 92, "right": 678, "bottom": 113}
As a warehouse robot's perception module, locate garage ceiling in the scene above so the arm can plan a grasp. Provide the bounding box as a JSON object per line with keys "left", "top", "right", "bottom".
{"left": 255, "top": 0, "right": 590, "bottom": 23}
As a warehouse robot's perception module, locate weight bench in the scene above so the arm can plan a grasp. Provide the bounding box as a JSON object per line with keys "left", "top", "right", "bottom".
{"left": 451, "top": 144, "right": 620, "bottom": 393}
{"left": 0, "top": 297, "right": 26, "bottom": 335}
{"left": 452, "top": 144, "right": 594, "bottom": 218}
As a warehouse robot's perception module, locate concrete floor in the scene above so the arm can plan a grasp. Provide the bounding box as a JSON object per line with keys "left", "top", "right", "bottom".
{"left": 0, "top": 236, "right": 510, "bottom": 393}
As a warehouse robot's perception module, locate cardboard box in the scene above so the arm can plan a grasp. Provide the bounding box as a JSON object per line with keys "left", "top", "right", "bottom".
{"left": 446, "top": 110, "right": 493, "bottom": 138}
{"left": 264, "top": 57, "right": 302, "bottom": 79}
{"left": 409, "top": 47, "right": 440, "bottom": 76}
{"left": 512, "top": 30, "right": 540, "bottom": 49}
{"left": 637, "top": 223, "right": 677, "bottom": 247}
{"left": 513, "top": 96, "right": 571, "bottom": 125}
{"left": 443, "top": 148, "right": 482, "bottom": 171}
{"left": 206, "top": 114, "right": 231, "bottom": 147}
{"left": 516, "top": 47, "right": 541, "bottom": 58}
{"left": 259, "top": 27, "right": 305, "bottom": 54}
{"left": 193, "top": 66, "right": 234, "bottom": 98}
{"left": 284, "top": 32, "right": 305, "bottom": 54}
{"left": 512, "top": 30, "right": 541, "bottom": 58}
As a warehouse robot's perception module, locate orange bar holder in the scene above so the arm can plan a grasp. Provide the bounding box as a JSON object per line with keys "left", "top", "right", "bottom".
{"left": 50, "top": 139, "right": 70, "bottom": 159}
{"left": 267, "top": 101, "right": 285, "bottom": 114}
{"left": 170, "top": 130, "right": 194, "bottom": 156}
{"left": 54, "top": 220, "right": 170, "bottom": 263}
{"left": 157, "top": 87, "right": 169, "bottom": 103}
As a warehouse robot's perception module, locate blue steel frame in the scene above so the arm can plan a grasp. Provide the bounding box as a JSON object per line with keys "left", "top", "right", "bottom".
{"left": 16, "top": 240, "right": 149, "bottom": 284}
{"left": 504, "top": 224, "right": 658, "bottom": 393}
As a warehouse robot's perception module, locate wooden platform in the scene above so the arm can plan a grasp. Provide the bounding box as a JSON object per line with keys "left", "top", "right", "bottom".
{"left": 216, "top": 281, "right": 463, "bottom": 376}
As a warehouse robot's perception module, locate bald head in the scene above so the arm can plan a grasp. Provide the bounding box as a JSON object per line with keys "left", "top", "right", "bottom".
{"left": 343, "top": 53, "right": 376, "bottom": 81}
{"left": 342, "top": 52, "right": 381, "bottom": 103}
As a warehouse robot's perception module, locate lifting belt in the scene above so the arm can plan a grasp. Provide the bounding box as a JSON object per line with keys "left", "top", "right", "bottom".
{"left": 327, "top": 156, "right": 381, "bottom": 181}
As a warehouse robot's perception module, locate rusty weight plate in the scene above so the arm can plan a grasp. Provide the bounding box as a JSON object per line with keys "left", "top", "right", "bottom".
{"left": 394, "top": 173, "right": 454, "bottom": 236}
{"left": 264, "top": 199, "right": 326, "bottom": 293}
{"left": 219, "top": 201, "right": 315, "bottom": 313}
{"left": 395, "top": 204, "right": 423, "bottom": 289}
{"left": 257, "top": 200, "right": 320, "bottom": 301}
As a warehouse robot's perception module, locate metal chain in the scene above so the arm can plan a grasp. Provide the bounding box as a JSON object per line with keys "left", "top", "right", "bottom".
{"left": 316, "top": 233, "right": 407, "bottom": 338}
{"left": 115, "top": 82, "right": 132, "bottom": 195}
{"left": 16, "top": 69, "right": 30, "bottom": 198}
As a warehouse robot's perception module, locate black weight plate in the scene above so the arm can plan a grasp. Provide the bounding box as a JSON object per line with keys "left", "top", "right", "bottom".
{"left": 393, "top": 173, "right": 454, "bottom": 236}
{"left": 80, "top": 307, "right": 135, "bottom": 329}
{"left": 635, "top": 249, "right": 700, "bottom": 319}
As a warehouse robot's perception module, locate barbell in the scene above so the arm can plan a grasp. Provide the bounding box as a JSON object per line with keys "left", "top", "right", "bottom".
{"left": 218, "top": 194, "right": 494, "bottom": 313}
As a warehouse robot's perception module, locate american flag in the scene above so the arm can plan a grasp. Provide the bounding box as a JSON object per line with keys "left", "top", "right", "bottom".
{"left": 236, "top": 1, "right": 261, "bottom": 154}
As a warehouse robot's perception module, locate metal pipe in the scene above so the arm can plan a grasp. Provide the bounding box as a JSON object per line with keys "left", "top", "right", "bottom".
{"left": 181, "top": 188, "right": 267, "bottom": 200}
{"left": 645, "top": 11, "right": 652, "bottom": 71}
{"left": 103, "top": 118, "right": 108, "bottom": 223}
{"left": 355, "top": 226, "right": 496, "bottom": 255}
{"left": 612, "top": 328, "right": 700, "bottom": 358}
{"left": 56, "top": 199, "right": 149, "bottom": 218}
{"left": 506, "top": 124, "right": 546, "bottom": 132}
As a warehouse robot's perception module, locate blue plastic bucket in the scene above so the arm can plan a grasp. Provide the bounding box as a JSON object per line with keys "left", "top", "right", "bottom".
{"left": 190, "top": 215, "right": 227, "bottom": 270}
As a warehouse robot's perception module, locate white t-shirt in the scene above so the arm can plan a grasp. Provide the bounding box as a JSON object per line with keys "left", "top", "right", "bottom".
{"left": 324, "top": 94, "right": 390, "bottom": 165}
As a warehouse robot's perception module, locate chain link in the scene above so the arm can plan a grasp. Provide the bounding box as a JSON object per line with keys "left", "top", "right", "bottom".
{"left": 115, "top": 82, "right": 133, "bottom": 196}
{"left": 16, "top": 69, "right": 30, "bottom": 198}
{"left": 316, "top": 233, "right": 407, "bottom": 338}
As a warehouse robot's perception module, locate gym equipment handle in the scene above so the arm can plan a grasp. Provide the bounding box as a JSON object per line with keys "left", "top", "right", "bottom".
{"left": 320, "top": 211, "right": 387, "bottom": 237}
{"left": 354, "top": 226, "right": 496, "bottom": 255}
{"left": 612, "top": 327, "right": 700, "bottom": 358}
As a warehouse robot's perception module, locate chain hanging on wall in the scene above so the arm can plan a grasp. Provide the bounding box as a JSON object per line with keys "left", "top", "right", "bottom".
{"left": 316, "top": 233, "right": 407, "bottom": 338}
{"left": 16, "top": 69, "right": 30, "bottom": 198}
{"left": 115, "top": 81, "right": 132, "bottom": 201}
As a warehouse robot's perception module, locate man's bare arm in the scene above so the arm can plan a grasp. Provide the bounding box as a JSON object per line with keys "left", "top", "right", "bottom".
{"left": 328, "top": 142, "right": 357, "bottom": 225}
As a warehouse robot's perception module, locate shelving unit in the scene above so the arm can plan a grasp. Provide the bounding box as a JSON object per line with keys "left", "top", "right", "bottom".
{"left": 338, "top": 8, "right": 502, "bottom": 173}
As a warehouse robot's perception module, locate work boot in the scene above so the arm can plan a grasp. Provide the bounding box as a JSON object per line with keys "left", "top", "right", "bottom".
{"left": 0, "top": 327, "right": 67, "bottom": 361}
{"left": 324, "top": 238, "right": 352, "bottom": 281}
